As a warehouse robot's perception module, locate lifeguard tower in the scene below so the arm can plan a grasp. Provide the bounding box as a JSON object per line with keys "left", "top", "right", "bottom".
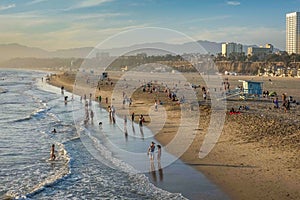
{"left": 239, "top": 80, "right": 263, "bottom": 99}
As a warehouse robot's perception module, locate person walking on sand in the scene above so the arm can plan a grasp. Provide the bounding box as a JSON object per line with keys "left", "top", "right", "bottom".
{"left": 50, "top": 144, "right": 56, "bottom": 160}
{"left": 147, "top": 141, "right": 155, "bottom": 160}
{"left": 154, "top": 100, "right": 158, "bottom": 111}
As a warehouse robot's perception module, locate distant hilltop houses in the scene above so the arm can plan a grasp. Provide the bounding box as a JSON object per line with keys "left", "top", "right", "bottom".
{"left": 258, "top": 64, "right": 300, "bottom": 77}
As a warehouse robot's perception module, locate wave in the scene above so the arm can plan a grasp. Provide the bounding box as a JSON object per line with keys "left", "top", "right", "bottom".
{"left": 12, "top": 107, "right": 52, "bottom": 123}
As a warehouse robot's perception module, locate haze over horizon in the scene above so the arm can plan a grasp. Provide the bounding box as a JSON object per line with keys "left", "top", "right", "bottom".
{"left": 0, "top": 0, "right": 299, "bottom": 51}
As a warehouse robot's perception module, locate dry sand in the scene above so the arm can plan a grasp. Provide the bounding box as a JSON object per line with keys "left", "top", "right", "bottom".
{"left": 47, "top": 71, "right": 299, "bottom": 200}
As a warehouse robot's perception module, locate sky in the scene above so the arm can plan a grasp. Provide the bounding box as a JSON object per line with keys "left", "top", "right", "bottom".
{"left": 0, "top": 0, "right": 299, "bottom": 51}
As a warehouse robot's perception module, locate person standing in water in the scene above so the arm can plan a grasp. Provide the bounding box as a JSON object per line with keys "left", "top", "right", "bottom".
{"left": 108, "top": 106, "right": 112, "bottom": 122}
{"left": 111, "top": 105, "right": 116, "bottom": 124}
{"left": 50, "top": 144, "right": 56, "bottom": 160}
{"left": 157, "top": 144, "right": 162, "bottom": 161}
{"left": 139, "top": 114, "right": 144, "bottom": 126}
{"left": 90, "top": 109, "right": 94, "bottom": 122}
{"left": 147, "top": 141, "right": 155, "bottom": 160}
{"left": 131, "top": 112, "right": 135, "bottom": 123}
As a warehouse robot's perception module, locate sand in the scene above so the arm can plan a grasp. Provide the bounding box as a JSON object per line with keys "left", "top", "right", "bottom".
{"left": 40, "top": 70, "right": 300, "bottom": 200}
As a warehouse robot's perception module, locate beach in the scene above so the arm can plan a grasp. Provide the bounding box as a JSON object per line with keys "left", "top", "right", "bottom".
{"left": 48, "top": 70, "right": 300, "bottom": 200}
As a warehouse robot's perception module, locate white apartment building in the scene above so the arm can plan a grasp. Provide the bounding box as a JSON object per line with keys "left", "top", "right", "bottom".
{"left": 222, "top": 42, "right": 243, "bottom": 57}
{"left": 286, "top": 12, "right": 300, "bottom": 54}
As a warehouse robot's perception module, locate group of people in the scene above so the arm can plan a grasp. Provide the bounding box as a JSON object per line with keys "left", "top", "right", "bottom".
{"left": 272, "top": 93, "right": 292, "bottom": 112}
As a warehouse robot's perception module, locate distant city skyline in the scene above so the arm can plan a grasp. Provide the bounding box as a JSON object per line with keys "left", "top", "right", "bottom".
{"left": 0, "top": 0, "right": 299, "bottom": 51}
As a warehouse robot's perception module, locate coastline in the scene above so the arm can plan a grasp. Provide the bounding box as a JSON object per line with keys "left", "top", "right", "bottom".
{"left": 4, "top": 67, "right": 299, "bottom": 200}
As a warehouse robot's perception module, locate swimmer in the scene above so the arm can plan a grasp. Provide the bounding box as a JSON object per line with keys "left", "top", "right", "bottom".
{"left": 52, "top": 128, "right": 57, "bottom": 133}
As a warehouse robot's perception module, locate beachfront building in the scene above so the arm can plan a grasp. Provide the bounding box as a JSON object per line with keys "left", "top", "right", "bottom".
{"left": 286, "top": 12, "right": 300, "bottom": 54}
{"left": 222, "top": 42, "right": 243, "bottom": 57}
{"left": 247, "top": 44, "right": 273, "bottom": 60}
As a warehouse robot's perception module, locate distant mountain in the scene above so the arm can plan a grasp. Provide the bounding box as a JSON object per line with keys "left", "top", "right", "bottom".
{"left": 93, "top": 40, "right": 221, "bottom": 56}
{"left": 0, "top": 43, "right": 49, "bottom": 61}
{"left": 0, "top": 41, "right": 282, "bottom": 63}
{"left": 0, "top": 44, "right": 93, "bottom": 62}
{"left": 52, "top": 47, "right": 93, "bottom": 58}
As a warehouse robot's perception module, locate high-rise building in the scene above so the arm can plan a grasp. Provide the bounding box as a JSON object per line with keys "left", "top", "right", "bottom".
{"left": 221, "top": 42, "right": 243, "bottom": 57}
{"left": 286, "top": 12, "right": 300, "bottom": 54}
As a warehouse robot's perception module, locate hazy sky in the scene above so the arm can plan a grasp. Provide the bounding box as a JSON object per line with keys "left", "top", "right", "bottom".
{"left": 0, "top": 0, "right": 298, "bottom": 50}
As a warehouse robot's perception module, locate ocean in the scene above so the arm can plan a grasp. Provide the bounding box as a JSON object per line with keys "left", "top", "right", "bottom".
{"left": 0, "top": 69, "right": 228, "bottom": 200}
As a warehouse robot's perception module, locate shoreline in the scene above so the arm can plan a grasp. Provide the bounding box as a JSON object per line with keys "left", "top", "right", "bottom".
{"left": 2, "top": 67, "right": 299, "bottom": 200}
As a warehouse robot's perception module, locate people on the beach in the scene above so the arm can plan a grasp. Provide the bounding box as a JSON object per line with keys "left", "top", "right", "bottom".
{"left": 273, "top": 97, "right": 279, "bottom": 108}
{"left": 147, "top": 141, "right": 155, "bottom": 160}
{"left": 111, "top": 105, "right": 116, "bottom": 124}
{"left": 90, "top": 109, "right": 94, "bottom": 122}
{"left": 282, "top": 93, "right": 287, "bottom": 105}
{"left": 157, "top": 144, "right": 161, "bottom": 161}
{"left": 131, "top": 112, "right": 135, "bottom": 123}
{"left": 64, "top": 96, "right": 68, "bottom": 103}
{"left": 154, "top": 100, "right": 158, "bottom": 111}
{"left": 124, "top": 115, "right": 127, "bottom": 126}
{"left": 108, "top": 106, "right": 112, "bottom": 122}
{"left": 50, "top": 144, "right": 56, "bottom": 160}
{"left": 139, "top": 114, "right": 144, "bottom": 126}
